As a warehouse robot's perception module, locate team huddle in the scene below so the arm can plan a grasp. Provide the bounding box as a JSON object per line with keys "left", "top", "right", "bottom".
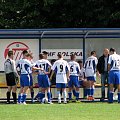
{"left": 4, "top": 48, "right": 120, "bottom": 104}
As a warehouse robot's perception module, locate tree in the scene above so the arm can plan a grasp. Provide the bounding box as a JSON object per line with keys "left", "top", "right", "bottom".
{"left": 0, "top": 0, "right": 120, "bottom": 28}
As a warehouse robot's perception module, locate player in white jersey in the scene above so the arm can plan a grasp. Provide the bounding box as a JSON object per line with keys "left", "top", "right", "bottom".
{"left": 17, "top": 52, "right": 42, "bottom": 104}
{"left": 35, "top": 53, "right": 52, "bottom": 104}
{"left": 50, "top": 53, "right": 70, "bottom": 104}
{"left": 68, "top": 54, "right": 81, "bottom": 102}
{"left": 108, "top": 48, "right": 120, "bottom": 103}
{"left": 84, "top": 51, "right": 98, "bottom": 100}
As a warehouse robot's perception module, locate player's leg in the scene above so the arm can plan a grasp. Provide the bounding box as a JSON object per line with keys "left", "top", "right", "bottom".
{"left": 56, "top": 83, "right": 62, "bottom": 104}
{"left": 87, "top": 78, "right": 95, "bottom": 101}
{"left": 34, "top": 75, "right": 44, "bottom": 102}
{"left": 73, "top": 76, "right": 80, "bottom": 101}
{"left": 115, "top": 71, "right": 120, "bottom": 103}
{"left": 18, "top": 87, "right": 23, "bottom": 104}
{"left": 44, "top": 75, "right": 52, "bottom": 104}
{"left": 6, "top": 86, "right": 12, "bottom": 104}
{"left": 22, "top": 86, "right": 29, "bottom": 104}
{"left": 82, "top": 80, "right": 88, "bottom": 98}
{"left": 101, "top": 73, "right": 106, "bottom": 101}
{"left": 68, "top": 78, "right": 73, "bottom": 101}
{"left": 12, "top": 85, "right": 17, "bottom": 103}
{"left": 29, "top": 74, "right": 34, "bottom": 102}
{"left": 21, "top": 74, "right": 30, "bottom": 104}
{"left": 62, "top": 83, "right": 67, "bottom": 104}
{"left": 6, "top": 73, "right": 14, "bottom": 104}
{"left": 29, "top": 86, "right": 34, "bottom": 102}
{"left": 108, "top": 71, "right": 114, "bottom": 103}
{"left": 18, "top": 74, "right": 24, "bottom": 104}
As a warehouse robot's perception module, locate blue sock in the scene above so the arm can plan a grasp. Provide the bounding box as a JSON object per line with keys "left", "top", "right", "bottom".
{"left": 31, "top": 91, "right": 34, "bottom": 99}
{"left": 91, "top": 87, "right": 95, "bottom": 96}
{"left": 47, "top": 92, "right": 51, "bottom": 102}
{"left": 84, "top": 88, "right": 87, "bottom": 97}
{"left": 42, "top": 93, "right": 45, "bottom": 98}
{"left": 87, "top": 88, "right": 91, "bottom": 96}
{"left": 68, "top": 92, "right": 72, "bottom": 100}
{"left": 72, "top": 90, "right": 76, "bottom": 97}
{"left": 51, "top": 92, "right": 52, "bottom": 99}
{"left": 118, "top": 92, "right": 120, "bottom": 103}
{"left": 40, "top": 93, "right": 45, "bottom": 101}
{"left": 37, "top": 92, "right": 42, "bottom": 101}
{"left": 108, "top": 91, "right": 114, "bottom": 103}
{"left": 18, "top": 94, "right": 22, "bottom": 103}
{"left": 22, "top": 94, "right": 27, "bottom": 103}
{"left": 34, "top": 93, "right": 39, "bottom": 100}
{"left": 76, "top": 91, "right": 79, "bottom": 100}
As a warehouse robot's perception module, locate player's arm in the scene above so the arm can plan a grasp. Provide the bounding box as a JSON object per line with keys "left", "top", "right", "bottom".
{"left": 107, "top": 55, "right": 111, "bottom": 71}
{"left": 66, "top": 63, "right": 70, "bottom": 81}
{"left": 32, "top": 66, "right": 44, "bottom": 71}
{"left": 43, "top": 66, "right": 51, "bottom": 75}
{"left": 108, "top": 64, "right": 111, "bottom": 71}
{"left": 50, "top": 70, "right": 54, "bottom": 81}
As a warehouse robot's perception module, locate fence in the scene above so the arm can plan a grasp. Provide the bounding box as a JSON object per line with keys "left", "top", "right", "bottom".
{"left": 0, "top": 28, "right": 120, "bottom": 100}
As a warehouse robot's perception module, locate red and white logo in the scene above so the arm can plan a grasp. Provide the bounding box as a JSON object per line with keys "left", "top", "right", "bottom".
{"left": 4, "top": 42, "right": 29, "bottom": 61}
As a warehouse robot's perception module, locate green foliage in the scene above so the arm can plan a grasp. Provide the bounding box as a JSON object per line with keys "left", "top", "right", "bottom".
{"left": 0, "top": 0, "right": 120, "bottom": 28}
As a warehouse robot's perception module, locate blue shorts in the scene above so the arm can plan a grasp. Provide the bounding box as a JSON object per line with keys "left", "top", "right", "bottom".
{"left": 29, "top": 74, "right": 33, "bottom": 86}
{"left": 86, "top": 76, "right": 96, "bottom": 82}
{"left": 109, "top": 70, "right": 120, "bottom": 84}
{"left": 38, "top": 75, "right": 50, "bottom": 88}
{"left": 68, "top": 76, "right": 80, "bottom": 88}
{"left": 56, "top": 83, "right": 66, "bottom": 88}
{"left": 20, "top": 74, "right": 30, "bottom": 87}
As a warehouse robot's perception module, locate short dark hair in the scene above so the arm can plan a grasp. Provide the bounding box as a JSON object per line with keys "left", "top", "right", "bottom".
{"left": 42, "top": 51, "right": 48, "bottom": 55}
{"left": 22, "top": 50, "right": 28, "bottom": 55}
{"left": 110, "top": 48, "right": 116, "bottom": 52}
{"left": 91, "top": 51, "right": 96, "bottom": 55}
{"left": 39, "top": 53, "right": 44, "bottom": 59}
{"left": 78, "top": 60, "right": 83, "bottom": 64}
{"left": 25, "top": 53, "right": 31, "bottom": 57}
{"left": 8, "top": 50, "right": 13, "bottom": 57}
{"left": 57, "top": 53, "right": 63, "bottom": 58}
{"left": 51, "top": 59, "right": 56, "bottom": 64}
{"left": 70, "top": 54, "right": 76, "bottom": 60}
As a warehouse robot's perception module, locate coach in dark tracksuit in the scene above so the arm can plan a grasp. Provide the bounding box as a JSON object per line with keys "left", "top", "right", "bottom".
{"left": 97, "top": 48, "right": 109, "bottom": 101}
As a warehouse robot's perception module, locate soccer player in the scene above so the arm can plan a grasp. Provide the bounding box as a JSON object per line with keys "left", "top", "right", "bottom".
{"left": 108, "top": 48, "right": 120, "bottom": 103}
{"left": 17, "top": 52, "right": 41, "bottom": 104}
{"left": 35, "top": 53, "right": 52, "bottom": 104}
{"left": 84, "top": 51, "right": 98, "bottom": 100}
{"left": 4, "top": 50, "right": 19, "bottom": 104}
{"left": 50, "top": 53, "right": 70, "bottom": 104}
{"left": 68, "top": 54, "right": 81, "bottom": 102}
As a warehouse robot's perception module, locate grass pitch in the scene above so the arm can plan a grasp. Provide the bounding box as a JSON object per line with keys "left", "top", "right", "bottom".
{"left": 0, "top": 102, "right": 119, "bottom": 120}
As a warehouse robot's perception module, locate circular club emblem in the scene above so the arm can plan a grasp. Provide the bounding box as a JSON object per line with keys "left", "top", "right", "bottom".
{"left": 4, "top": 42, "right": 29, "bottom": 61}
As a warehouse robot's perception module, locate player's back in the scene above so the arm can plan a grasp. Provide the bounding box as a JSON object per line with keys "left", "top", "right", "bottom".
{"left": 108, "top": 53, "right": 120, "bottom": 71}
{"left": 17, "top": 59, "right": 32, "bottom": 74}
{"left": 68, "top": 61, "right": 80, "bottom": 76}
{"left": 35, "top": 59, "right": 51, "bottom": 75}
{"left": 84, "top": 56, "right": 98, "bottom": 77}
{"left": 52, "top": 59, "right": 69, "bottom": 83}
{"left": 53, "top": 59, "right": 69, "bottom": 74}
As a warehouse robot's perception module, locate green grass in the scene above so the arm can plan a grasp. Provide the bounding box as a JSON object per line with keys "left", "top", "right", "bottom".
{"left": 0, "top": 103, "right": 120, "bottom": 120}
